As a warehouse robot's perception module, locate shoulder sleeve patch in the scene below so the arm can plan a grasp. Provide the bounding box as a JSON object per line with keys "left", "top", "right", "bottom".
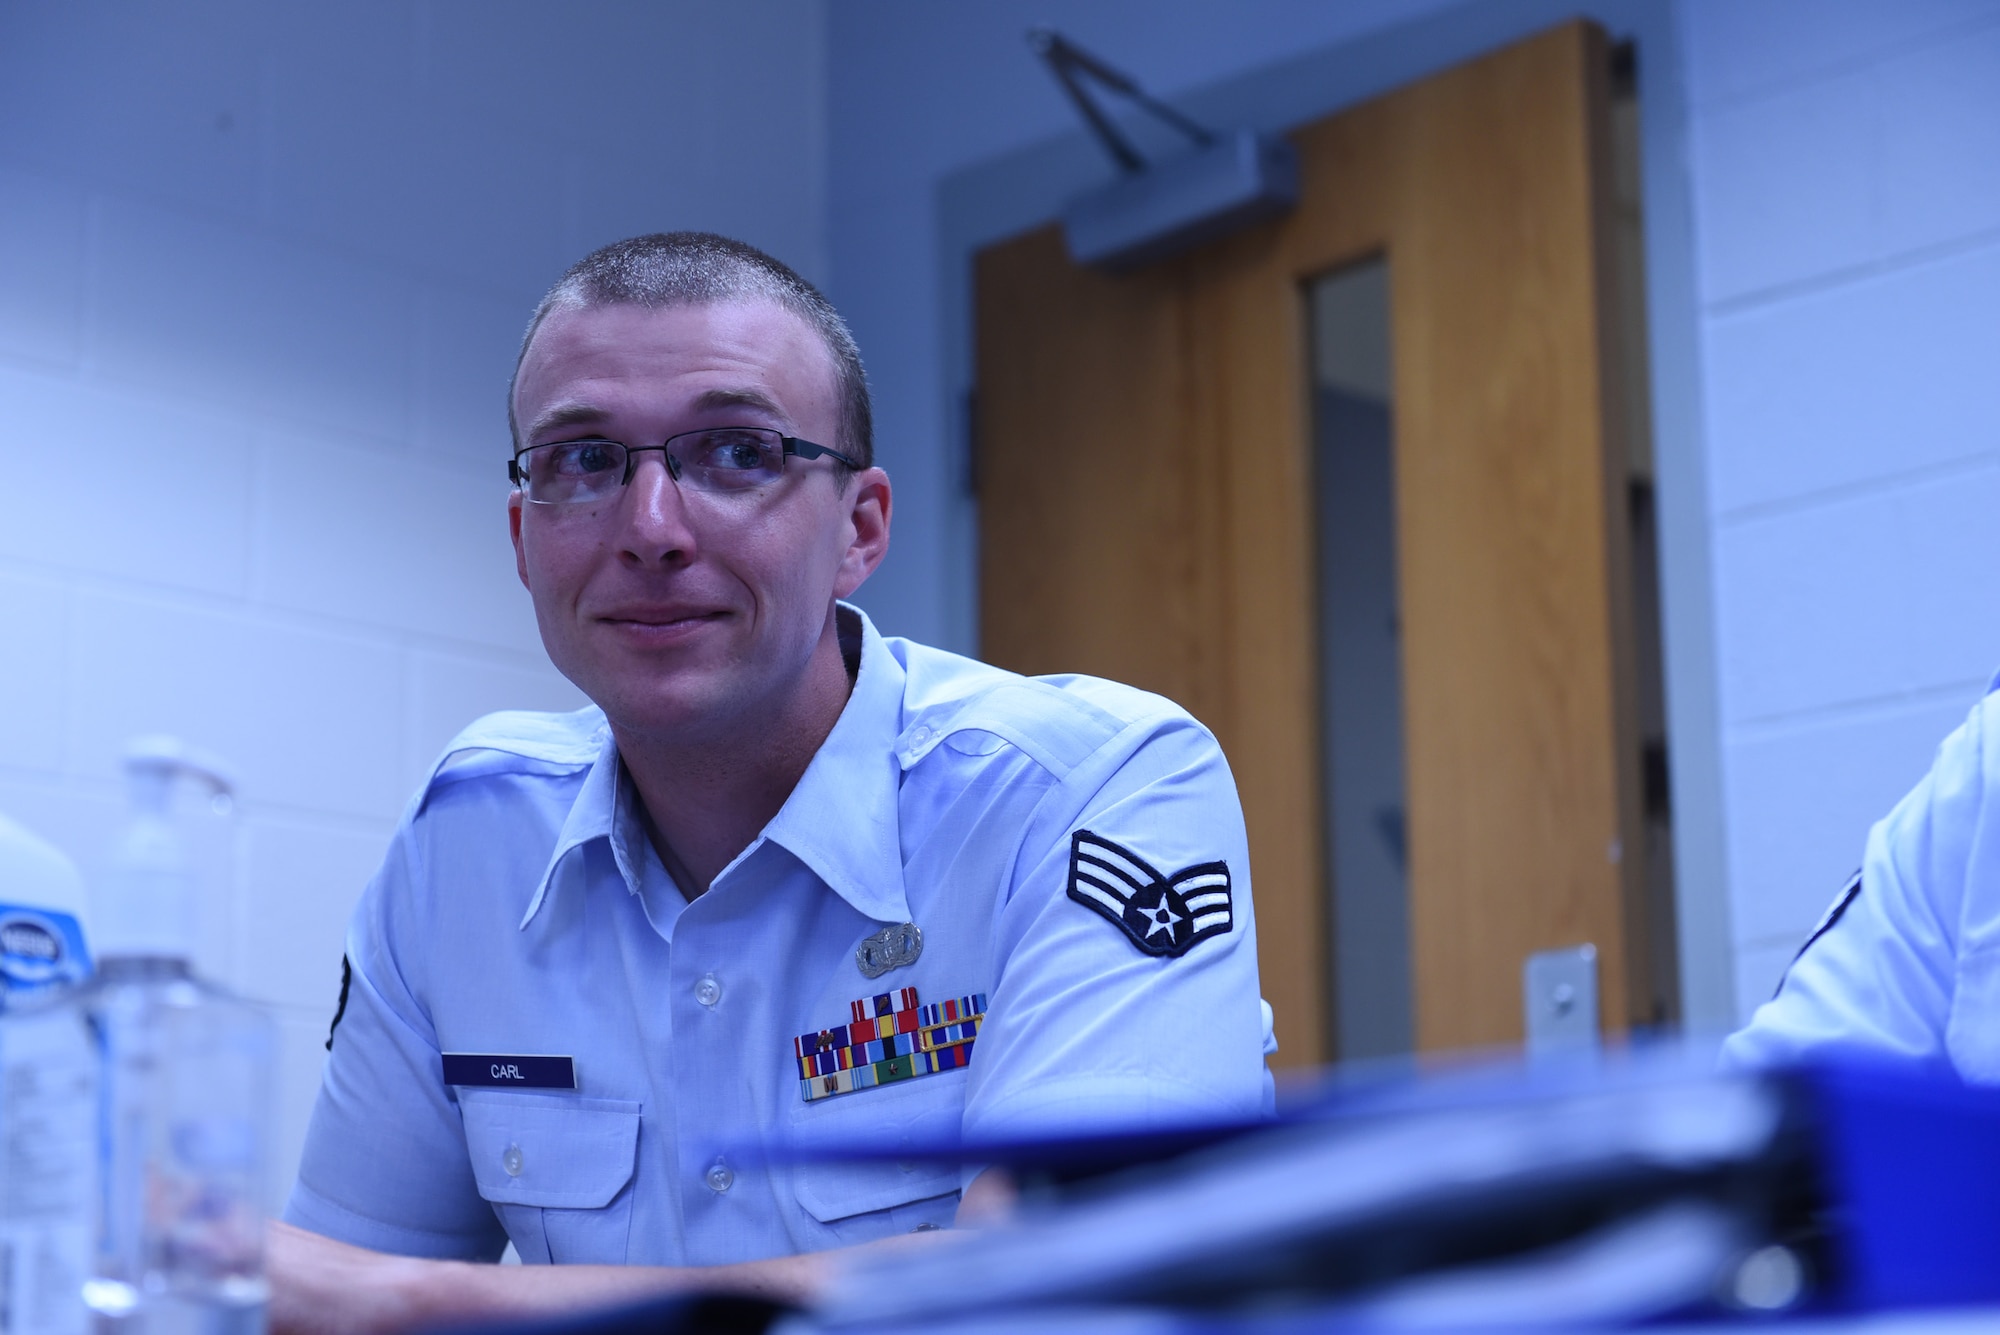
{"left": 325, "top": 954, "right": 353, "bottom": 1052}
{"left": 1066, "top": 830, "right": 1233, "bottom": 958}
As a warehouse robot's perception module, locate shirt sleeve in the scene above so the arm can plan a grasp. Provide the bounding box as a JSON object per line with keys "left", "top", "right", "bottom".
{"left": 283, "top": 815, "right": 509, "bottom": 1260}
{"left": 1721, "top": 698, "right": 1987, "bottom": 1072}
{"left": 961, "top": 709, "right": 1274, "bottom": 1142}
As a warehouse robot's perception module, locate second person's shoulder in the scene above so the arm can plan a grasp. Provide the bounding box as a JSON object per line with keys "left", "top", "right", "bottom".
{"left": 1925, "top": 677, "right": 2000, "bottom": 798}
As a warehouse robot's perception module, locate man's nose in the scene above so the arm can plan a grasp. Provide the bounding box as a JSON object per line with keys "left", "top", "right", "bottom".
{"left": 616, "top": 452, "right": 698, "bottom": 564}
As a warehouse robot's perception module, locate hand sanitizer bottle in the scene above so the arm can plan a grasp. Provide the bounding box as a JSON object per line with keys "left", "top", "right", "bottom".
{"left": 0, "top": 815, "right": 97, "bottom": 1335}
{"left": 75, "top": 739, "right": 276, "bottom": 1335}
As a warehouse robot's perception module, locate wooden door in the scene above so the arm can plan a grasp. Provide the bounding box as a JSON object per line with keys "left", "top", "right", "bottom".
{"left": 974, "top": 21, "right": 1648, "bottom": 1064}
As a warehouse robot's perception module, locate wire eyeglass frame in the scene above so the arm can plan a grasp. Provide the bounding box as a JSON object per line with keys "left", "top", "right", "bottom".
{"left": 509, "top": 427, "right": 861, "bottom": 505}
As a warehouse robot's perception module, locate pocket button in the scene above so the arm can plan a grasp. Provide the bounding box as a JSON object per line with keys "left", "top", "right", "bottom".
{"left": 502, "top": 1144, "right": 525, "bottom": 1178}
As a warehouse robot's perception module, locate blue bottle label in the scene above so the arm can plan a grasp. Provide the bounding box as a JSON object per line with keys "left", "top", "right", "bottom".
{"left": 0, "top": 903, "right": 92, "bottom": 1003}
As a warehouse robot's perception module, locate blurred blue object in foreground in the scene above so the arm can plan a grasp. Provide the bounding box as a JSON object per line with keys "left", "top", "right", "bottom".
{"left": 436, "top": 1044, "right": 2000, "bottom": 1333}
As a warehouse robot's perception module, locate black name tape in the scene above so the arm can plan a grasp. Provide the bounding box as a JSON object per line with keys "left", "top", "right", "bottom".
{"left": 441, "top": 1053, "right": 576, "bottom": 1090}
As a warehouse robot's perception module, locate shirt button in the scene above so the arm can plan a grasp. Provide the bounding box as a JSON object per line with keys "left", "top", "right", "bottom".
{"left": 705, "top": 1160, "right": 735, "bottom": 1194}
{"left": 694, "top": 974, "right": 722, "bottom": 1007}
{"left": 909, "top": 724, "right": 934, "bottom": 748}
{"left": 502, "top": 1145, "right": 525, "bottom": 1178}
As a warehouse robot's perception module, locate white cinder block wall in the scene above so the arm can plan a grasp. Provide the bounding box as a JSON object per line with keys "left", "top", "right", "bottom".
{"left": 0, "top": 0, "right": 828, "bottom": 1205}
{"left": 1683, "top": 0, "right": 2000, "bottom": 1016}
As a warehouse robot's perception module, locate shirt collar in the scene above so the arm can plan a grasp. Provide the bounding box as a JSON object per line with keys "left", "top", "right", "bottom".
{"left": 519, "top": 603, "right": 911, "bottom": 929}
{"left": 755, "top": 604, "right": 911, "bottom": 925}
{"left": 518, "top": 728, "right": 631, "bottom": 929}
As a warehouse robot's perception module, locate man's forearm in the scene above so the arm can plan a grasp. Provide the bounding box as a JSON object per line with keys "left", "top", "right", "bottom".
{"left": 414, "top": 1252, "right": 827, "bottom": 1324}
{"left": 268, "top": 1221, "right": 831, "bottom": 1335}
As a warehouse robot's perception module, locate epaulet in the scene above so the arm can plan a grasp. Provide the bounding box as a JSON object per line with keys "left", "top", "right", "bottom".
{"left": 419, "top": 707, "right": 607, "bottom": 807}
{"left": 915, "top": 675, "right": 1184, "bottom": 780}
{"left": 887, "top": 636, "right": 1199, "bottom": 778}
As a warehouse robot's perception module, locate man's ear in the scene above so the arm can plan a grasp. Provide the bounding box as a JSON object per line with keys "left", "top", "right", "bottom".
{"left": 833, "top": 467, "right": 892, "bottom": 599}
{"left": 509, "top": 491, "right": 531, "bottom": 591}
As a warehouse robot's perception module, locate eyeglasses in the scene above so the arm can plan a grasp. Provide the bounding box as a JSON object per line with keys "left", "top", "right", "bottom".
{"left": 509, "top": 428, "right": 860, "bottom": 505}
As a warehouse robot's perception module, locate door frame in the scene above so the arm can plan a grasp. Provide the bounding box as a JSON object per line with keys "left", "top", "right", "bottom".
{"left": 935, "top": 0, "right": 1735, "bottom": 1031}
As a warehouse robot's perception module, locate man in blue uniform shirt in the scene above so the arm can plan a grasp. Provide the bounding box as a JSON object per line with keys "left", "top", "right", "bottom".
{"left": 1725, "top": 677, "right": 2000, "bottom": 1079}
{"left": 269, "top": 233, "right": 1271, "bottom": 1332}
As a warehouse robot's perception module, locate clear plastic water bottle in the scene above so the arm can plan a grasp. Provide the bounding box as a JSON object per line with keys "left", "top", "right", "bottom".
{"left": 0, "top": 999, "right": 98, "bottom": 1335}
{"left": 0, "top": 813, "right": 98, "bottom": 1335}
{"left": 71, "top": 740, "right": 275, "bottom": 1335}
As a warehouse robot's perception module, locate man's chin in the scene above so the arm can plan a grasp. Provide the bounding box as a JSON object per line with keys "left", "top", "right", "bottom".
{"left": 592, "top": 682, "right": 755, "bottom": 747}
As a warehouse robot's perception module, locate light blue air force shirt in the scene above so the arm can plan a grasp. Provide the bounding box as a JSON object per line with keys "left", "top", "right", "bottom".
{"left": 1724, "top": 680, "right": 2000, "bottom": 1081}
{"left": 285, "top": 607, "right": 1272, "bottom": 1265}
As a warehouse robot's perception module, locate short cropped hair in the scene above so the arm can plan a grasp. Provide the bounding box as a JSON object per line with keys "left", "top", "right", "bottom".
{"left": 508, "top": 232, "right": 872, "bottom": 470}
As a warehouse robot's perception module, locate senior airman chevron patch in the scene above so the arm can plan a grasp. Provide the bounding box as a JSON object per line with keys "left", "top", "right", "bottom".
{"left": 1067, "top": 830, "right": 1233, "bottom": 958}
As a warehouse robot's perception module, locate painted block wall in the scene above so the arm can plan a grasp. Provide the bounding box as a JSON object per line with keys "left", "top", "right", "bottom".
{"left": 0, "top": 0, "right": 828, "bottom": 1206}
{"left": 1681, "top": 0, "right": 2000, "bottom": 1014}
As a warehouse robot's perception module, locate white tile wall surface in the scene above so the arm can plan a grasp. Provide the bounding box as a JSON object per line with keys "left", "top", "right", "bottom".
{"left": 1685, "top": 0, "right": 2000, "bottom": 1019}
{"left": 0, "top": 0, "right": 827, "bottom": 1211}
{"left": 1704, "top": 245, "right": 2000, "bottom": 515}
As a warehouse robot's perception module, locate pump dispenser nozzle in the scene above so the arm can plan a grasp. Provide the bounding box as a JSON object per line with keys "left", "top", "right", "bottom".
{"left": 95, "top": 736, "right": 236, "bottom": 961}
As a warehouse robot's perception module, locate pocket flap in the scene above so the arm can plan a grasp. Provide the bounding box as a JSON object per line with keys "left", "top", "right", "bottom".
{"left": 461, "top": 1093, "right": 640, "bottom": 1209}
{"left": 794, "top": 1158, "right": 961, "bottom": 1223}
{"left": 788, "top": 1080, "right": 963, "bottom": 1223}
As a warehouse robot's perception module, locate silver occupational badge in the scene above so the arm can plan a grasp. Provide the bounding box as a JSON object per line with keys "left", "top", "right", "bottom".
{"left": 856, "top": 922, "right": 923, "bottom": 979}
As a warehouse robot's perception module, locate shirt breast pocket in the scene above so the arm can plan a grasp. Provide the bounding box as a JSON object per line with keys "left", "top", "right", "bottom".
{"left": 460, "top": 1091, "right": 641, "bottom": 1264}
{"left": 787, "top": 1076, "right": 964, "bottom": 1245}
